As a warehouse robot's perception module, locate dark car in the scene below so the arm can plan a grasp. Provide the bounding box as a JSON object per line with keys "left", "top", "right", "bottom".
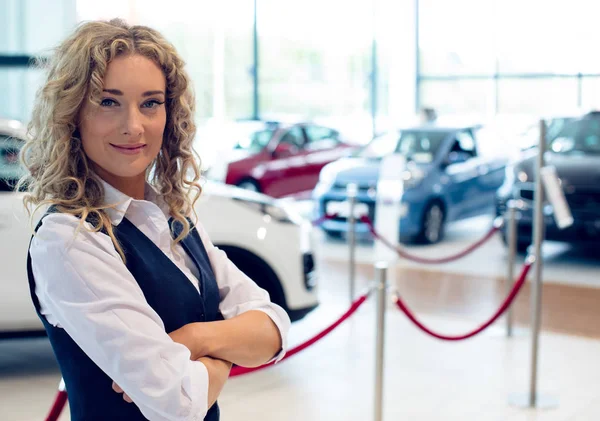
{"left": 0, "top": 118, "right": 27, "bottom": 191}
{"left": 313, "top": 124, "right": 509, "bottom": 244}
{"left": 204, "top": 120, "right": 358, "bottom": 198}
{"left": 496, "top": 112, "right": 600, "bottom": 250}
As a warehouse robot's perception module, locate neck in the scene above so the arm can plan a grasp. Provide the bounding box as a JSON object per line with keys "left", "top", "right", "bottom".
{"left": 94, "top": 167, "right": 146, "bottom": 200}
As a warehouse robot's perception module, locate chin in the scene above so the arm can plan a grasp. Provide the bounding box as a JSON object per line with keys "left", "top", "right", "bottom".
{"left": 100, "top": 164, "right": 150, "bottom": 181}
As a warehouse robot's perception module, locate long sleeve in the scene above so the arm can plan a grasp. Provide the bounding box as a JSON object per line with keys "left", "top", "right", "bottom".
{"left": 193, "top": 221, "right": 291, "bottom": 363}
{"left": 30, "top": 213, "right": 210, "bottom": 421}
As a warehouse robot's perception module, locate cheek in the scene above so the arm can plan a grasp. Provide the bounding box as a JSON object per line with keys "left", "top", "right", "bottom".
{"left": 148, "top": 114, "right": 167, "bottom": 150}
{"left": 79, "top": 115, "right": 115, "bottom": 156}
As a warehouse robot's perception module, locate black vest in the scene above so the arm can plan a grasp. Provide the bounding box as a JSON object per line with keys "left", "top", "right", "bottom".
{"left": 27, "top": 212, "right": 222, "bottom": 421}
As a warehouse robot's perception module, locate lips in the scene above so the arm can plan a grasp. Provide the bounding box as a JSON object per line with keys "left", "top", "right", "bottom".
{"left": 110, "top": 143, "right": 146, "bottom": 150}
{"left": 110, "top": 143, "right": 147, "bottom": 155}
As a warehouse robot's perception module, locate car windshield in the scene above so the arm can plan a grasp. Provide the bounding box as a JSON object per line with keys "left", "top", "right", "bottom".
{"left": 549, "top": 117, "right": 600, "bottom": 155}
{"left": 234, "top": 127, "right": 276, "bottom": 154}
{"left": 521, "top": 117, "right": 576, "bottom": 150}
{"left": 357, "top": 130, "right": 449, "bottom": 163}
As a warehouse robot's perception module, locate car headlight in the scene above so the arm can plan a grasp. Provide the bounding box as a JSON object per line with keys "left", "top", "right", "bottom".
{"left": 517, "top": 170, "right": 528, "bottom": 183}
{"left": 235, "top": 198, "right": 305, "bottom": 225}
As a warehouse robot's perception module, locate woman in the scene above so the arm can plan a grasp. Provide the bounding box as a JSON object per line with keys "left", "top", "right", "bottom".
{"left": 19, "top": 19, "right": 290, "bottom": 421}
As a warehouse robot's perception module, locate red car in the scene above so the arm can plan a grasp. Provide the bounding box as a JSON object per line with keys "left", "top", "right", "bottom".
{"left": 206, "top": 120, "right": 358, "bottom": 198}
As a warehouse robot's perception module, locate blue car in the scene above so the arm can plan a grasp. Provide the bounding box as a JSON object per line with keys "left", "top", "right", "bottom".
{"left": 312, "top": 124, "right": 508, "bottom": 244}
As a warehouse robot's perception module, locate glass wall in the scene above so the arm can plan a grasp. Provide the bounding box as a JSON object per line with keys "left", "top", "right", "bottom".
{"left": 0, "top": 0, "right": 77, "bottom": 123}
{"left": 77, "top": 0, "right": 254, "bottom": 123}
{"left": 417, "top": 0, "right": 600, "bottom": 118}
{"left": 257, "top": 0, "right": 372, "bottom": 121}
{"left": 4, "top": 0, "right": 598, "bottom": 132}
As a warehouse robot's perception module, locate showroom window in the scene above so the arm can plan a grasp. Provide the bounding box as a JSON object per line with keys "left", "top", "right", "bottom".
{"left": 258, "top": 0, "right": 372, "bottom": 119}
{"left": 0, "top": 0, "right": 76, "bottom": 125}
{"left": 417, "top": 0, "right": 600, "bottom": 117}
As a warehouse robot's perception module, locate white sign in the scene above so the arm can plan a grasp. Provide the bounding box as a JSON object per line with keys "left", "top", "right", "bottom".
{"left": 326, "top": 201, "right": 369, "bottom": 218}
{"left": 540, "top": 166, "right": 574, "bottom": 229}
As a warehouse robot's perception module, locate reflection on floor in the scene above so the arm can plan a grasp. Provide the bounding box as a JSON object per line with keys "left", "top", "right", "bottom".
{"left": 1, "top": 213, "right": 599, "bottom": 420}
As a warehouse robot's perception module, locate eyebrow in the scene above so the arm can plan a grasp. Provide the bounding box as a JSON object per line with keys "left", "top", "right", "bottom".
{"left": 102, "top": 89, "right": 165, "bottom": 97}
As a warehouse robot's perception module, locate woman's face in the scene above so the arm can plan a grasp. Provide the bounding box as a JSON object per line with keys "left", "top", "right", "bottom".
{"left": 79, "top": 54, "right": 167, "bottom": 186}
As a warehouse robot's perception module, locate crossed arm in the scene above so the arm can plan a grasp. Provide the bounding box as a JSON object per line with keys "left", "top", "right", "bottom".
{"left": 115, "top": 310, "right": 283, "bottom": 408}
{"left": 152, "top": 310, "right": 283, "bottom": 409}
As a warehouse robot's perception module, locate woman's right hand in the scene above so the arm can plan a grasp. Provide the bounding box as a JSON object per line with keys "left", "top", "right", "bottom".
{"left": 196, "top": 356, "right": 232, "bottom": 409}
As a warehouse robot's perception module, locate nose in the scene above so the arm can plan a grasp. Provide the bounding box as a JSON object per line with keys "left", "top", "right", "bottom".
{"left": 121, "top": 106, "right": 144, "bottom": 138}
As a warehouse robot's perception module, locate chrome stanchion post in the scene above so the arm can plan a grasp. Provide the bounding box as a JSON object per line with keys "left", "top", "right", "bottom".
{"left": 506, "top": 201, "right": 517, "bottom": 337}
{"left": 529, "top": 119, "right": 546, "bottom": 407}
{"left": 347, "top": 183, "right": 358, "bottom": 303}
{"left": 509, "top": 119, "right": 558, "bottom": 409}
{"left": 374, "top": 262, "right": 387, "bottom": 421}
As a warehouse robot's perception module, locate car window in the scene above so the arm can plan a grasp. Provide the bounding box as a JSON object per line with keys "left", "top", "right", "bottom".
{"left": 357, "top": 130, "right": 448, "bottom": 162}
{"left": 448, "top": 130, "right": 477, "bottom": 159}
{"left": 304, "top": 125, "right": 340, "bottom": 151}
{"left": 278, "top": 126, "right": 305, "bottom": 149}
{"left": 234, "top": 128, "right": 275, "bottom": 154}
{"left": 395, "top": 131, "right": 449, "bottom": 163}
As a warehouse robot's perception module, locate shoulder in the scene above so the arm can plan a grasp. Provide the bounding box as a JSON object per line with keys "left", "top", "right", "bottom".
{"left": 30, "top": 212, "right": 116, "bottom": 259}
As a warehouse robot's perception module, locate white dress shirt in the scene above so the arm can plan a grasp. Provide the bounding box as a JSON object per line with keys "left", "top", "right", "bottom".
{"left": 29, "top": 180, "right": 290, "bottom": 421}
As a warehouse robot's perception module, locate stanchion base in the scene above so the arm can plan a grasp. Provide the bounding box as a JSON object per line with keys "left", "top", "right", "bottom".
{"left": 508, "top": 393, "right": 559, "bottom": 409}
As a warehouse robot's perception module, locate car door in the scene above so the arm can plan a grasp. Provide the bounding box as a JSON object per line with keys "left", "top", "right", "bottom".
{"left": 260, "top": 126, "right": 309, "bottom": 197}
{"left": 441, "top": 130, "right": 482, "bottom": 220}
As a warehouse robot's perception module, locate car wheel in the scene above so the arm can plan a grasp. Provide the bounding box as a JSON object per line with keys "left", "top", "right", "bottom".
{"left": 236, "top": 178, "right": 261, "bottom": 193}
{"left": 417, "top": 201, "right": 445, "bottom": 244}
{"left": 218, "top": 245, "right": 287, "bottom": 312}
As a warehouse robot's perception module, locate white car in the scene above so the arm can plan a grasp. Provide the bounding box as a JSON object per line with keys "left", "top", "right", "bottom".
{"left": 0, "top": 122, "right": 319, "bottom": 337}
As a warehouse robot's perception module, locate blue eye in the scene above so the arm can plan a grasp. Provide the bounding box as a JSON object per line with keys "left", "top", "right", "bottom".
{"left": 100, "top": 98, "right": 118, "bottom": 107}
{"left": 142, "top": 99, "right": 165, "bottom": 109}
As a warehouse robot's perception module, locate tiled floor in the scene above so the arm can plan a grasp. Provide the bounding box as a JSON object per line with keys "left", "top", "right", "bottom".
{"left": 1, "top": 215, "right": 599, "bottom": 421}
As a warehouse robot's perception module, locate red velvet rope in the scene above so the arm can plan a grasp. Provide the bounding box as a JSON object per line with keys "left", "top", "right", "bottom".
{"left": 393, "top": 260, "right": 533, "bottom": 341}
{"left": 359, "top": 215, "right": 501, "bottom": 265}
{"left": 230, "top": 291, "right": 370, "bottom": 377}
{"left": 45, "top": 390, "right": 67, "bottom": 421}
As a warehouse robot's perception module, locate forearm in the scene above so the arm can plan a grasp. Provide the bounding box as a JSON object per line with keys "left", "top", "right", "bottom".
{"left": 197, "top": 311, "right": 282, "bottom": 367}
{"left": 197, "top": 357, "right": 232, "bottom": 408}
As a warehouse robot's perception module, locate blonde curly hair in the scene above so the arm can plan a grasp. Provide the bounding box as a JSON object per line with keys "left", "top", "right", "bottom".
{"left": 18, "top": 18, "right": 202, "bottom": 261}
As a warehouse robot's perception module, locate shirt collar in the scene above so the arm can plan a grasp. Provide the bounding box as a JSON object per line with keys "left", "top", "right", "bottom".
{"left": 99, "top": 179, "right": 168, "bottom": 226}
